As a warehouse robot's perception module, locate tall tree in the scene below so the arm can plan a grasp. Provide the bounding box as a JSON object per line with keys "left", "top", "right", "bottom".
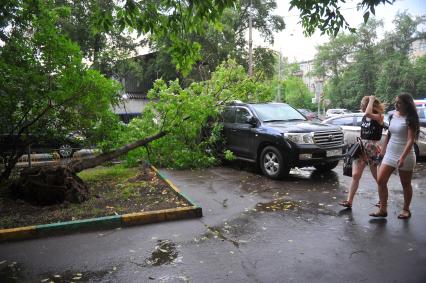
{"left": 375, "top": 12, "right": 425, "bottom": 103}
{"left": 282, "top": 76, "right": 314, "bottom": 108}
{"left": 413, "top": 55, "right": 426, "bottom": 99}
{"left": 0, "top": 2, "right": 121, "bottom": 182}
{"left": 313, "top": 33, "right": 356, "bottom": 107}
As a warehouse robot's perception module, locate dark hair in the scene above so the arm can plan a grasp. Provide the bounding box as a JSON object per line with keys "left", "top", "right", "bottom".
{"left": 397, "top": 93, "right": 420, "bottom": 139}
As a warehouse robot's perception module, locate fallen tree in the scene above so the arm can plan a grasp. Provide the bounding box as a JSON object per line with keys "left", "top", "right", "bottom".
{"left": 9, "top": 131, "right": 166, "bottom": 205}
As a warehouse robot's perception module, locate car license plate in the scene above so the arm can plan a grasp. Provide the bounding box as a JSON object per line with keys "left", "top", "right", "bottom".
{"left": 327, "top": 149, "right": 341, "bottom": 157}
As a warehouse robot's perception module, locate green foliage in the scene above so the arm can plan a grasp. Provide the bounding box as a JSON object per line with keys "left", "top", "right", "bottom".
{"left": 0, "top": 2, "right": 121, "bottom": 181}
{"left": 314, "top": 13, "right": 426, "bottom": 110}
{"left": 413, "top": 56, "right": 426, "bottom": 98}
{"left": 224, "top": 149, "right": 236, "bottom": 161}
{"left": 290, "top": 0, "right": 394, "bottom": 36}
{"left": 283, "top": 76, "right": 314, "bottom": 109}
{"left": 103, "top": 59, "right": 275, "bottom": 169}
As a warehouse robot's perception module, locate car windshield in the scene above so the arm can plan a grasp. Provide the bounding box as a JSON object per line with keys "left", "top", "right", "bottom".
{"left": 252, "top": 104, "right": 306, "bottom": 122}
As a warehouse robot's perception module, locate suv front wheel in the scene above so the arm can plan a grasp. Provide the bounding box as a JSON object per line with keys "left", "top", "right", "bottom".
{"left": 314, "top": 161, "right": 339, "bottom": 172}
{"left": 260, "top": 146, "right": 290, "bottom": 180}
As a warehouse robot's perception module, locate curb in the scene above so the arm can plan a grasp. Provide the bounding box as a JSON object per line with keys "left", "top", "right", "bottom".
{"left": 0, "top": 165, "right": 202, "bottom": 242}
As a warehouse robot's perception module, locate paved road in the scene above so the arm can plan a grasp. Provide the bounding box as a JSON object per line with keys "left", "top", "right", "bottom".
{"left": 1, "top": 161, "right": 425, "bottom": 282}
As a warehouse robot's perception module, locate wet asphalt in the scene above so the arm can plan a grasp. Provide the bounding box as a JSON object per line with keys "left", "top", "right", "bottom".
{"left": 0, "top": 160, "right": 425, "bottom": 282}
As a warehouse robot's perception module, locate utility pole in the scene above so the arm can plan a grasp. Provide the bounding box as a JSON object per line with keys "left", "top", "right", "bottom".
{"left": 248, "top": 0, "right": 253, "bottom": 77}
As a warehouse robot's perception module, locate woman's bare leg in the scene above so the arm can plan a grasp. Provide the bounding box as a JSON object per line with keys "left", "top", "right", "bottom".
{"left": 347, "top": 159, "right": 367, "bottom": 204}
{"left": 369, "top": 164, "right": 378, "bottom": 181}
{"left": 371, "top": 164, "right": 394, "bottom": 215}
{"left": 399, "top": 169, "right": 413, "bottom": 216}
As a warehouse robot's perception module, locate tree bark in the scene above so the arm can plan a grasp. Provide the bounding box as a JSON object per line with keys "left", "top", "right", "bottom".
{"left": 68, "top": 131, "right": 166, "bottom": 173}
{"left": 8, "top": 131, "right": 167, "bottom": 205}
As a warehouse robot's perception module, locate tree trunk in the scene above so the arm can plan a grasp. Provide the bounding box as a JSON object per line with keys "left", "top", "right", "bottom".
{"left": 69, "top": 131, "right": 166, "bottom": 173}
{"left": 9, "top": 131, "right": 166, "bottom": 205}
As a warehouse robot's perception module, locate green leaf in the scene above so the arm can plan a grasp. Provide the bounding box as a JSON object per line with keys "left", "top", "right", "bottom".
{"left": 363, "top": 11, "right": 370, "bottom": 23}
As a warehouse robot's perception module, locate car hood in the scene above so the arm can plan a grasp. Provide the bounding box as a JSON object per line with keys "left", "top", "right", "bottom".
{"left": 263, "top": 120, "right": 341, "bottom": 133}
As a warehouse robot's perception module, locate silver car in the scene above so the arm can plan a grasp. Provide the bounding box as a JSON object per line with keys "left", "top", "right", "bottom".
{"left": 322, "top": 113, "right": 425, "bottom": 158}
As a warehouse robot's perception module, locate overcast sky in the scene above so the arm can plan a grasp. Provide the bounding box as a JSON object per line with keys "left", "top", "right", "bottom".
{"left": 252, "top": 0, "right": 426, "bottom": 63}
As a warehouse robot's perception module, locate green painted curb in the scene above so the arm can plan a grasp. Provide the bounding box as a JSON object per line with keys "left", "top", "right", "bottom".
{"left": 0, "top": 165, "right": 202, "bottom": 242}
{"left": 36, "top": 215, "right": 122, "bottom": 233}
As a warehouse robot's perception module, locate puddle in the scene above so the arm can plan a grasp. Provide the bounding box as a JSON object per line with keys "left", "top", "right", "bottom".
{"left": 145, "top": 240, "right": 179, "bottom": 266}
{"left": 204, "top": 225, "right": 240, "bottom": 248}
{"left": 38, "top": 269, "right": 111, "bottom": 282}
{"left": 0, "top": 261, "right": 25, "bottom": 283}
{"left": 254, "top": 199, "right": 300, "bottom": 212}
{"left": 156, "top": 274, "right": 190, "bottom": 282}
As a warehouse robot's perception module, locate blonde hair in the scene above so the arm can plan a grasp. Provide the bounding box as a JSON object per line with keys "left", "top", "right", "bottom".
{"left": 360, "top": 96, "right": 384, "bottom": 114}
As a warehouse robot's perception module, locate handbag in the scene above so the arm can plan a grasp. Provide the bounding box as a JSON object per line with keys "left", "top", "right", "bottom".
{"left": 343, "top": 154, "right": 353, "bottom": 177}
{"left": 343, "top": 138, "right": 365, "bottom": 177}
{"left": 346, "top": 140, "right": 361, "bottom": 159}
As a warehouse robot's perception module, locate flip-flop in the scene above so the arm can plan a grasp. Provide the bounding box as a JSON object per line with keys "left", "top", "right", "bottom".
{"left": 338, "top": 200, "right": 352, "bottom": 208}
{"left": 397, "top": 210, "right": 411, "bottom": 219}
{"left": 369, "top": 211, "right": 387, "bottom": 217}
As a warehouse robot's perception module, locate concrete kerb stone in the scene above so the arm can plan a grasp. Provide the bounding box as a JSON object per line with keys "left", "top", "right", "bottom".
{"left": 0, "top": 165, "right": 202, "bottom": 242}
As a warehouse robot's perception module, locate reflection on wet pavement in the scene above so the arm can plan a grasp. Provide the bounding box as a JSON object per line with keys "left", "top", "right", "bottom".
{"left": 0, "top": 261, "right": 24, "bottom": 283}
{"left": 0, "top": 259, "right": 114, "bottom": 283}
{"left": 145, "top": 240, "right": 179, "bottom": 266}
{"left": 254, "top": 199, "right": 300, "bottom": 212}
{"left": 38, "top": 269, "right": 111, "bottom": 283}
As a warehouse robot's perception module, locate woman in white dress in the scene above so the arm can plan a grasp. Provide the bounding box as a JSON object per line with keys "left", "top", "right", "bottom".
{"left": 370, "top": 93, "right": 420, "bottom": 218}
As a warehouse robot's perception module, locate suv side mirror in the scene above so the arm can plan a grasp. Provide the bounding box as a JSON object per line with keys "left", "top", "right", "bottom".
{"left": 246, "top": 116, "right": 258, "bottom": 126}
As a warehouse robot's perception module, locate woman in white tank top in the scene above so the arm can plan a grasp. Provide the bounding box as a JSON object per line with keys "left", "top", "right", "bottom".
{"left": 370, "top": 93, "right": 420, "bottom": 219}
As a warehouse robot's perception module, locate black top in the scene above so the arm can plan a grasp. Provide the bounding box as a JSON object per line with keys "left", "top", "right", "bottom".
{"left": 360, "top": 115, "right": 383, "bottom": 140}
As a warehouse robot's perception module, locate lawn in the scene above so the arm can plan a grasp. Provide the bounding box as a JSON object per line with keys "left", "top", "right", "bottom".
{"left": 0, "top": 163, "right": 191, "bottom": 229}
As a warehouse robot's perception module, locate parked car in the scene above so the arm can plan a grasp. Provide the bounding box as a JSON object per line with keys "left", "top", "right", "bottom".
{"left": 220, "top": 102, "right": 346, "bottom": 179}
{"left": 0, "top": 132, "right": 84, "bottom": 159}
{"left": 417, "top": 106, "right": 426, "bottom": 127}
{"left": 325, "top": 108, "right": 352, "bottom": 118}
{"left": 297, "top": 108, "right": 318, "bottom": 121}
{"left": 322, "top": 113, "right": 425, "bottom": 158}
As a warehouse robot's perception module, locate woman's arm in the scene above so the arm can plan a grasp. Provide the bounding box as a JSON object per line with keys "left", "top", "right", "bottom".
{"left": 364, "top": 96, "right": 383, "bottom": 123}
{"left": 398, "top": 126, "right": 415, "bottom": 168}
{"left": 381, "top": 131, "right": 390, "bottom": 157}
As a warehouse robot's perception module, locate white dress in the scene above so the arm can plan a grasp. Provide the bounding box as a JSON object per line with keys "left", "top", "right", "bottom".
{"left": 382, "top": 115, "right": 416, "bottom": 171}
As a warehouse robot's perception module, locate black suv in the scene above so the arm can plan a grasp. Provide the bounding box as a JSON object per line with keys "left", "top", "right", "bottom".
{"left": 221, "top": 102, "right": 346, "bottom": 179}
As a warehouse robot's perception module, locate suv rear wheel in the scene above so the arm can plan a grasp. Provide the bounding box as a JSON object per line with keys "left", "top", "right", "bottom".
{"left": 260, "top": 146, "right": 290, "bottom": 180}
{"left": 314, "top": 161, "right": 339, "bottom": 172}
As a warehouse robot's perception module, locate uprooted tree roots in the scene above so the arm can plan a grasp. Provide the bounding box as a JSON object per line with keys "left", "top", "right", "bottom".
{"left": 9, "top": 166, "right": 89, "bottom": 205}
{"left": 7, "top": 131, "right": 166, "bottom": 206}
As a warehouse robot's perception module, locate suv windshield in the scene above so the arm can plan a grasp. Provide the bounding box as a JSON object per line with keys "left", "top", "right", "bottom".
{"left": 251, "top": 104, "right": 306, "bottom": 122}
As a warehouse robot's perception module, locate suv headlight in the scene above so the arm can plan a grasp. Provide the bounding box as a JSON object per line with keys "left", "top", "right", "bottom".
{"left": 284, "top": 132, "right": 314, "bottom": 144}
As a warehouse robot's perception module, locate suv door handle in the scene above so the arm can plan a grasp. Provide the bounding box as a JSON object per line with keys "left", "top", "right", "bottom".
{"left": 231, "top": 129, "right": 237, "bottom": 132}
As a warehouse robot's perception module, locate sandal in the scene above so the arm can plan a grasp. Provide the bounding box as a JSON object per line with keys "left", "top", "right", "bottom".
{"left": 375, "top": 201, "right": 381, "bottom": 208}
{"left": 369, "top": 210, "right": 387, "bottom": 217}
{"left": 397, "top": 210, "right": 411, "bottom": 219}
{"left": 338, "top": 200, "right": 352, "bottom": 208}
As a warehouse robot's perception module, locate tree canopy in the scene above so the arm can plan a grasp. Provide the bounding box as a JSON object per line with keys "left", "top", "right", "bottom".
{"left": 0, "top": 0, "right": 401, "bottom": 181}
{"left": 313, "top": 12, "right": 426, "bottom": 110}
{"left": 0, "top": 2, "right": 121, "bottom": 181}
